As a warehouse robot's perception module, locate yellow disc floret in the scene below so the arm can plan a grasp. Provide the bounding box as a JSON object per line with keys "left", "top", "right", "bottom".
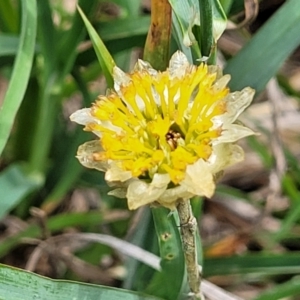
{"left": 85, "top": 60, "right": 228, "bottom": 182}
{"left": 71, "top": 51, "right": 255, "bottom": 210}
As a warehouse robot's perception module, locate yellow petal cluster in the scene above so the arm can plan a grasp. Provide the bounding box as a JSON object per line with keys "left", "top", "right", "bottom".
{"left": 70, "top": 51, "right": 255, "bottom": 210}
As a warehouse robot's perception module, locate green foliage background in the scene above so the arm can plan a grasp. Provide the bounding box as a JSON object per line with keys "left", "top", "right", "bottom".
{"left": 1, "top": 0, "right": 300, "bottom": 299}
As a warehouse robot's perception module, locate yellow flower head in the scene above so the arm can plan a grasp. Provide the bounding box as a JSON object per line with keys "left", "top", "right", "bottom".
{"left": 70, "top": 51, "right": 255, "bottom": 210}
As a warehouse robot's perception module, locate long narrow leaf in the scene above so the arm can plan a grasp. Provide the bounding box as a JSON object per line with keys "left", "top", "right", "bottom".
{"left": 0, "top": 1, "right": 19, "bottom": 33}
{"left": 0, "top": 164, "right": 43, "bottom": 220}
{"left": 204, "top": 254, "right": 300, "bottom": 276}
{"left": 0, "top": 0, "right": 37, "bottom": 155}
{"left": 113, "top": 0, "right": 141, "bottom": 16}
{"left": 77, "top": 5, "right": 116, "bottom": 88}
{"left": 149, "top": 207, "right": 186, "bottom": 300}
{"left": 37, "top": 0, "right": 56, "bottom": 75}
{"left": 0, "top": 35, "right": 20, "bottom": 56}
{"left": 98, "top": 16, "right": 150, "bottom": 42}
{"left": 28, "top": 1, "right": 97, "bottom": 173}
{"left": 122, "top": 208, "right": 158, "bottom": 291}
{"left": 0, "top": 263, "right": 162, "bottom": 300}
{"left": 41, "top": 70, "right": 92, "bottom": 213}
{"left": 254, "top": 276, "right": 300, "bottom": 300}
{"left": 58, "top": 0, "right": 98, "bottom": 79}
{"left": 225, "top": 0, "right": 300, "bottom": 92}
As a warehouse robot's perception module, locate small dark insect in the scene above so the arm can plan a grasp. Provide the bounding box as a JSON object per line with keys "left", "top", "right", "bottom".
{"left": 166, "top": 129, "right": 182, "bottom": 150}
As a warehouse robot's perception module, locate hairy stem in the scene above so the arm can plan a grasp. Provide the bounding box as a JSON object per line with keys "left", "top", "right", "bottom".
{"left": 177, "top": 199, "right": 203, "bottom": 299}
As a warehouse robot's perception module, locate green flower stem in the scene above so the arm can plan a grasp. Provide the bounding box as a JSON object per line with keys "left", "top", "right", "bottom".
{"left": 198, "top": 0, "right": 213, "bottom": 58}
{"left": 177, "top": 199, "right": 203, "bottom": 299}
{"left": 143, "top": 0, "right": 172, "bottom": 70}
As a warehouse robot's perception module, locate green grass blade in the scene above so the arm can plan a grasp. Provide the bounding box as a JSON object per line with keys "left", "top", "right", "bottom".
{"left": 0, "top": 0, "right": 37, "bottom": 156}
{"left": 77, "top": 5, "right": 116, "bottom": 88}
{"left": 113, "top": 0, "right": 141, "bottom": 16}
{"left": 40, "top": 130, "right": 84, "bottom": 213}
{"left": 219, "top": 0, "right": 234, "bottom": 14}
{"left": 225, "top": 0, "right": 300, "bottom": 92}
{"left": 27, "top": 2, "right": 96, "bottom": 173}
{"left": 254, "top": 276, "right": 300, "bottom": 300}
{"left": 0, "top": 35, "right": 20, "bottom": 56}
{"left": 41, "top": 70, "right": 92, "bottom": 213}
{"left": 0, "top": 1, "right": 19, "bottom": 33}
{"left": 0, "top": 263, "right": 162, "bottom": 300}
{"left": 150, "top": 207, "right": 186, "bottom": 300}
{"left": 97, "top": 16, "right": 150, "bottom": 42}
{"left": 282, "top": 175, "right": 300, "bottom": 205}
{"left": 0, "top": 164, "right": 43, "bottom": 220}
{"left": 57, "top": 0, "right": 98, "bottom": 78}
{"left": 27, "top": 91, "right": 58, "bottom": 173}
{"left": 122, "top": 208, "right": 159, "bottom": 291}
{"left": 37, "top": 0, "right": 56, "bottom": 74}
{"left": 204, "top": 253, "right": 300, "bottom": 276}
{"left": 273, "top": 176, "right": 300, "bottom": 241}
